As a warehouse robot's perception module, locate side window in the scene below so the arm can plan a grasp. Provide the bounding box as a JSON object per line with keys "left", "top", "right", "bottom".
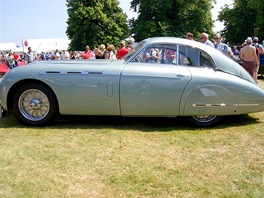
{"left": 178, "top": 45, "right": 199, "bottom": 66}
{"left": 178, "top": 45, "right": 213, "bottom": 67}
{"left": 131, "top": 44, "right": 213, "bottom": 67}
{"left": 199, "top": 51, "right": 213, "bottom": 67}
{"left": 131, "top": 44, "right": 177, "bottom": 65}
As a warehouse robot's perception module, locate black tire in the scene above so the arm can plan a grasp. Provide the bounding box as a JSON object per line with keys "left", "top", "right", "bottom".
{"left": 13, "top": 83, "right": 58, "bottom": 126}
{"left": 187, "top": 115, "right": 222, "bottom": 127}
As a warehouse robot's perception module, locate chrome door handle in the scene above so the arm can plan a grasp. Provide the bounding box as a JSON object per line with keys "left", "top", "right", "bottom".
{"left": 175, "top": 74, "right": 189, "bottom": 78}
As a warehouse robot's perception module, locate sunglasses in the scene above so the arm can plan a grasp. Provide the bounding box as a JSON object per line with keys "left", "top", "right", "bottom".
{"left": 200, "top": 37, "right": 205, "bottom": 40}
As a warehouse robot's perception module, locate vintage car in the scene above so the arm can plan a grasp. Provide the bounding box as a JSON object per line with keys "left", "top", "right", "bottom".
{"left": 1, "top": 37, "right": 264, "bottom": 127}
{"left": 0, "top": 61, "right": 9, "bottom": 77}
{"left": 0, "top": 60, "right": 25, "bottom": 77}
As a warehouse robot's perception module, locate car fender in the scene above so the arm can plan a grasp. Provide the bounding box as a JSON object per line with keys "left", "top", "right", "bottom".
{"left": 181, "top": 85, "right": 238, "bottom": 116}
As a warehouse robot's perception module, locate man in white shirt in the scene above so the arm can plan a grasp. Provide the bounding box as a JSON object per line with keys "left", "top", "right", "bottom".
{"left": 199, "top": 33, "right": 214, "bottom": 48}
{"left": 53, "top": 49, "right": 61, "bottom": 60}
{"left": 61, "top": 50, "right": 70, "bottom": 60}
{"left": 214, "top": 34, "right": 233, "bottom": 57}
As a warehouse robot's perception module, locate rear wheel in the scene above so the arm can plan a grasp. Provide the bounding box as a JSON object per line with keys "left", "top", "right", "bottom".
{"left": 13, "top": 83, "right": 58, "bottom": 126}
{"left": 187, "top": 115, "right": 222, "bottom": 127}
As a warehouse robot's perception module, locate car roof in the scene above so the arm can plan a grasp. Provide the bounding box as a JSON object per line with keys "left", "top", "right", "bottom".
{"left": 143, "top": 37, "right": 214, "bottom": 51}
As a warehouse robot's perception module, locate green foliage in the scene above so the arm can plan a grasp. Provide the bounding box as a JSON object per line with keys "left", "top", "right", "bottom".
{"left": 130, "top": 0, "right": 215, "bottom": 41}
{"left": 66, "top": 0, "right": 130, "bottom": 50}
{"left": 248, "top": 0, "right": 264, "bottom": 39}
{"left": 218, "top": 0, "right": 262, "bottom": 44}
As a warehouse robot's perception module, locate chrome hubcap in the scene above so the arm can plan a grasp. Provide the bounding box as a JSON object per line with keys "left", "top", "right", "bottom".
{"left": 18, "top": 89, "right": 50, "bottom": 121}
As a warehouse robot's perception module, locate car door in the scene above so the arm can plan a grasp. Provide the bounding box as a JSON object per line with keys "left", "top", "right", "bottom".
{"left": 120, "top": 44, "right": 192, "bottom": 116}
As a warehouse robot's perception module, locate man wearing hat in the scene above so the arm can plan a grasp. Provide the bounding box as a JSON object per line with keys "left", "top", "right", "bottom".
{"left": 252, "top": 37, "right": 263, "bottom": 55}
{"left": 240, "top": 37, "right": 259, "bottom": 81}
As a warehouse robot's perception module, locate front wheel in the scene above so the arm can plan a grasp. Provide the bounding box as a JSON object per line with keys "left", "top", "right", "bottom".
{"left": 187, "top": 115, "right": 222, "bottom": 127}
{"left": 13, "top": 83, "right": 58, "bottom": 126}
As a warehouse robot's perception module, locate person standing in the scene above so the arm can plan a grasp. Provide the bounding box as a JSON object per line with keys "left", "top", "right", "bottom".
{"left": 214, "top": 34, "right": 233, "bottom": 57}
{"left": 199, "top": 33, "right": 214, "bottom": 47}
{"left": 81, "top": 45, "right": 94, "bottom": 59}
{"left": 252, "top": 37, "right": 263, "bottom": 81}
{"left": 105, "top": 44, "right": 116, "bottom": 60}
{"left": 252, "top": 37, "right": 263, "bottom": 55}
{"left": 126, "top": 42, "right": 133, "bottom": 51}
{"left": 53, "top": 49, "right": 61, "bottom": 60}
{"left": 186, "top": 32, "right": 194, "bottom": 40}
{"left": 232, "top": 46, "right": 240, "bottom": 57}
{"left": 61, "top": 50, "right": 70, "bottom": 60}
{"left": 117, "top": 42, "right": 130, "bottom": 59}
{"left": 7, "top": 52, "right": 15, "bottom": 69}
{"left": 46, "top": 52, "right": 52, "bottom": 60}
{"left": 240, "top": 37, "right": 259, "bottom": 81}
{"left": 95, "top": 44, "right": 106, "bottom": 59}
{"left": 25, "top": 47, "right": 34, "bottom": 64}
{"left": 13, "top": 52, "right": 19, "bottom": 67}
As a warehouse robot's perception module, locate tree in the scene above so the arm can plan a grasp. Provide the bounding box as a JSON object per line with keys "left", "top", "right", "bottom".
{"left": 66, "top": 0, "right": 130, "bottom": 51}
{"left": 130, "top": 0, "right": 215, "bottom": 41}
{"left": 218, "top": 0, "right": 261, "bottom": 44}
{"left": 248, "top": 0, "right": 264, "bottom": 39}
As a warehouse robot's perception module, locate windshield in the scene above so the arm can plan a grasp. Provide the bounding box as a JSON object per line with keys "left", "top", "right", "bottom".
{"left": 124, "top": 41, "right": 145, "bottom": 61}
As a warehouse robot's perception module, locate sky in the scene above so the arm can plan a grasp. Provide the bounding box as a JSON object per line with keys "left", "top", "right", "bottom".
{"left": 0, "top": 0, "right": 233, "bottom": 45}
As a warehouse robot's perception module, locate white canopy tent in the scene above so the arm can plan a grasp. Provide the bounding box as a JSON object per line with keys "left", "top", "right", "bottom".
{"left": 22, "top": 38, "right": 70, "bottom": 53}
{"left": 0, "top": 43, "right": 23, "bottom": 53}
{"left": 0, "top": 38, "right": 70, "bottom": 54}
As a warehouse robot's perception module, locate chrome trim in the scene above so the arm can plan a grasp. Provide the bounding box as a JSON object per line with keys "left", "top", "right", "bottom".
{"left": 192, "top": 103, "right": 260, "bottom": 107}
{"left": 175, "top": 74, "right": 189, "bottom": 78}
{"left": 238, "top": 104, "right": 260, "bottom": 106}
{"left": 107, "top": 82, "right": 113, "bottom": 97}
{"left": 121, "top": 73, "right": 179, "bottom": 79}
{"left": 39, "top": 71, "right": 105, "bottom": 75}
{"left": 102, "top": 72, "right": 120, "bottom": 75}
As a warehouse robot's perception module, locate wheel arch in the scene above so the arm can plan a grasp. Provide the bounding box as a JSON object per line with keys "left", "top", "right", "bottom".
{"left": 7, "top": 79, "right": 59, "bottom": 112}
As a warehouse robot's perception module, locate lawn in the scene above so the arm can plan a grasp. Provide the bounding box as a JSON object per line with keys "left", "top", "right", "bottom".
{"left": 0, "top": 78, "right": 264, "bottom": 197}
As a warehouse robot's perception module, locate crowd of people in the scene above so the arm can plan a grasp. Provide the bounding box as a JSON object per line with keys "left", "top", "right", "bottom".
{"left": 1, "top": 34, "right": 263, "bottom": 82}
{"left": 0, "top": 41, "right": 134, "bottom": 69}
{"left": 186, "top": 32, "right": 263, "bottom": 82}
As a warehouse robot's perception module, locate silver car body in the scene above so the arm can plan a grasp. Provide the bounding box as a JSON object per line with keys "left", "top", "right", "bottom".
{"left": 1, "top": 37, "right": 264, "bottom": 125}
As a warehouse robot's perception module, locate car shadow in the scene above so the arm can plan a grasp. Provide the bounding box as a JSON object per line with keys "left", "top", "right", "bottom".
{"left": 51, "top": 114, "right": 262, "bottom": 131}
{"left": 0, "top": 113, "right": 261, "bottom": 132}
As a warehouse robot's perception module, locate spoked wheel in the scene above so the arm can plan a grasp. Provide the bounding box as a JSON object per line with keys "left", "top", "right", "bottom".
{"left": 13, "top": 83, "right": 58, "bottom": 126}
{"left": 187, "top": 115, "right": 222, "bottom": 127}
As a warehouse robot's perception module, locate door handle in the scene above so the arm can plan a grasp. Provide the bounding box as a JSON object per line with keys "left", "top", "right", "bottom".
{"left": 175, "top": 74, "right": 189, "bottom": 78}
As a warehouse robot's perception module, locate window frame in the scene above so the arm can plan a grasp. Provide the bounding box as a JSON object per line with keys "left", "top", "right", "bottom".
{"left": 130, "top": 43, "right": 214, "bottom": 68}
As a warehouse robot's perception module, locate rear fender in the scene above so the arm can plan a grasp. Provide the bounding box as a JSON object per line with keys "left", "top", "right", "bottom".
{"left": 182, "top": 85, "right": 238, "bottom": 116}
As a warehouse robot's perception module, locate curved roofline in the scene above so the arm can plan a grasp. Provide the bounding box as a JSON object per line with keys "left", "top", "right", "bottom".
{"left": 144, "top": 37, "right": 214, "bottom": 50}
{"left": 143, "top": 37, "right": 230, "bottom": 60}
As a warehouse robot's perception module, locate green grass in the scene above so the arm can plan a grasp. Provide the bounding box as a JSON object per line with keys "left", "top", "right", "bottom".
{"left": 0, "top": 79, "right": 264, "bottom": 197}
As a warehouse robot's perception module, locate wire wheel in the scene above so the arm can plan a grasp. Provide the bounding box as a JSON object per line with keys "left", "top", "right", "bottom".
{"left": 13, "top": 83, "right": 57, "bottom": 126}
{"left": 18, "top": 89, "right": 50, "bottom": 121}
